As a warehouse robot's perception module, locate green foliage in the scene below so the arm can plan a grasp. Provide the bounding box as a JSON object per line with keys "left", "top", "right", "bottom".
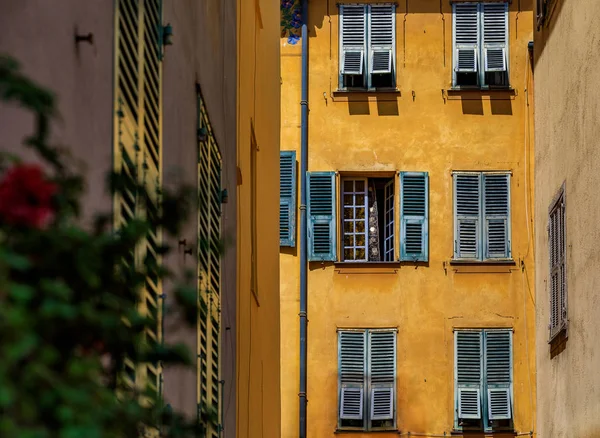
{"left": 0, "top": 55, "right": 206, "bottom": 436}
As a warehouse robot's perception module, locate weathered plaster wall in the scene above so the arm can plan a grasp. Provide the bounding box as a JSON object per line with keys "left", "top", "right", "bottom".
{"left": 236, "top": 0, "right": 282, "bottom": 437}
{"left": 534, "top": 0, "right": 600, "bottom": 437}
{"left": 281, "top": 1, "right": 535, "bottom": 437}
{"left": 0, "top": 1, "right": 114, "bottom": 223}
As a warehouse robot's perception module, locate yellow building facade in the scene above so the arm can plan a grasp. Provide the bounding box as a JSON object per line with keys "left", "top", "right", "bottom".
{"left": 280, "top": 1, "right": 535, "bottom": 437}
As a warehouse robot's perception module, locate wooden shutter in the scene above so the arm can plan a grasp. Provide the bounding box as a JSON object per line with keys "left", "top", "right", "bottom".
{"left": 455, "top": 331, "right": 483, "bottom": 420}
{"left": 340, "top": 5, "right": 367, "bottom": 75}
{"left": 368, "top": 5, "right": 395, "bottom": 74}
{"left": 454, "top": 173, "right": 481, "bottom": 260}
{"left": 482, "top": 3, "right": 508, "bottom": 73}
{"left": 400, "top": 172, "right": 428, "bottom": 262}
{"left": 454, "top": 3, "right": 479, "bottom": 73}
{"left": 339, "top": 331, "right": 367, "bottom": 421}
{"left": 369, "top": 331, "right": 396, "bottom": 421}
{"left": 483, "top": 174, "right": 510, "bottom": 259}
{"left": 549, "top": 188, "right": 566, "bottom": 339}
{"left": 307, "top": 172, "right": 337, "bottom": 261}
{"left": 279, "top": 151, "right": 297, "bottom": 247}
{"left": 484, "top": 331, "right": 512, "bottom": 420}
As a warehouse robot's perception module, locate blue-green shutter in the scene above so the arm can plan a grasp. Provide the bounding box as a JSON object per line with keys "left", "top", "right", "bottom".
{"left": 455, "top": 331, "right": 483, "bottom": 421}
{"left": 454, "top": 173, "right": 482, "bottom": 260}
{"left": 279, "top": 151, "right": 297, "bottom": 247}
{"left": 400, "top": 172, "right": 429, "bottom": 262}
{"left": 483, "top": 173, "right": 510, "bottom": 259}
{"left": 368, "top": 330, "right": 396, "bottom": 423}
{"left": 307, "top": 172, "right": 337, "bottom": 261}
{"left": 339, "top": 331, "right": 366, "bottom": 422}
{"left": 484, "top": 330, "right": 512, "bottom": 420}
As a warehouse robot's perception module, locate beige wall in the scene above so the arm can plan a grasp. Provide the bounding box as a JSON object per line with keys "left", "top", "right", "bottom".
{"left": 534, "top": 1, "right": 600, "bottom": 437}
{"left": 281, "top": 1, "right": 535, "bottom": 437}
{"left": 0, "top": 1, "right": 114, "bottom": 222}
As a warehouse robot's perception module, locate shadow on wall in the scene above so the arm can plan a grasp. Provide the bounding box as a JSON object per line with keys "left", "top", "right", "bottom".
{"left": 345, "top": 95, "right": 400, "bottom": 116}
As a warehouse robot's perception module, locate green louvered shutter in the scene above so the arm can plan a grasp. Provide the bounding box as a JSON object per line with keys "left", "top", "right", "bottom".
{"left": 279, "top": 151, "right": 297, "bottom": 247}
{"left": 483, "top": 174, "right": 510, "bottom": 259}
{"left": 400, "top": 172, "right": 428, "bottom": 261}
{"left": 454, "top": 3, "right": 479, "bottom": 73}
{"left": 482, "top": 3, "right": 508, "bottom": 73}
{"left": 369, "top": 330, "right": 396, "bottom": 422}
{"left": 307, "top": 172, "right": 337, "bottom": 261}
{"left": 368, "top": 4, "right": 395, "bottom": 75}
{"left": 454, "top": 173, "right": 481, "bottom": 260}
{"left": 339, "top": 331, "right": 367, "bottom": 421}
{"left": 455, "top": 331, "right": 483, "bottom": 420}
{"left": 340, "top": 5, "right": 367, "bottom": 76}
{"left": 484, "top": 330, "right": 512, "bottom": 420}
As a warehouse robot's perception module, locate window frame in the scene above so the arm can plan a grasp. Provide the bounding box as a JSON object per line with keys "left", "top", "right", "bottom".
{"left": 451, "top": 2, "right": 510, "bottom": 89}
{"left": 338, "top": 3, "right": 397, "bottom": 91}
{"left": 337, "top": 328, "right": 397, "bottom": 432}
{"left": 452, "top": 171, "right": 512, "bottom": 262}
{"left": 454, "top": 329, "right": 514, "bottom": 432}
{"left": 548, "top": 182, "right": 567, "bottom": 342}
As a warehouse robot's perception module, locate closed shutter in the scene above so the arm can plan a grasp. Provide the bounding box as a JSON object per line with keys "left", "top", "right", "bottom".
{"left": 279, "top": 151, "right": 297, "bottom": 247}
{"left": 369, "top": 331, "right": 396, "bottom": 421}
{"left": 400, "top": 172, "right": 429, "bottom": 262}
{"left": 456, "top": 331, "right": 483, "bottom": 420}
{"left": 549, "top": 189, "right": 566, "bottom": 339}
{"left": 482, "top": 3, "right": 508, "bottom": 73}
{"left": 454, "top": 173, "right": 481, "bottom": 260}
{"left": 307, "top": 172, "right": 337, "bottom": 261}
{"left": 483, "top": 174, "right": 510, "bottom": 259}
{"left": 339, "top": 331, "right": 367, "bottom": 420}
{"left": 484, "top": 331, "right": 512, "bottom": 420}
{"left": 454, "top": 3, "right": 479, "bottom": 72}
{"left": 368, "top": 5, "right": 395, "bottom": 74}
{"left": 340, "top": 5, "right": 367, "bottom": 75}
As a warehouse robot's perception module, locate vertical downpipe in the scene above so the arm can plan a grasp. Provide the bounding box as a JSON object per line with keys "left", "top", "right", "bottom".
{"left": 299, "top": 0, "right": 309, "bottom": 437}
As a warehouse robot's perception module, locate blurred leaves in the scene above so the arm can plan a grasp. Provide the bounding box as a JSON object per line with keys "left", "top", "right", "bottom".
{"left": 0, "top": 55, "right": 210, "bottom": 436}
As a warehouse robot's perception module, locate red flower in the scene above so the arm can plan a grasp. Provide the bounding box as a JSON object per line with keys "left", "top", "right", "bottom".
{"left": 0, "top": 164, "right": 57, "bottom": 229}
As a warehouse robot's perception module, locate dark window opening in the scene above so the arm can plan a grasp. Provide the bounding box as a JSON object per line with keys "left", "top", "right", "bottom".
{"left": 343, "top": 74, "right": 365, "bottom": 89}
{"left": 340, "top": 419, "right": 363, "bottom": 429}
{"left": 371, "top": 72, "right": 394, "bottom": 89}
{"left": 485, "top": 71, "right": 509, "bottom": 87}
{"left": 456, "top": 72, "right": 479, "bottom": 87}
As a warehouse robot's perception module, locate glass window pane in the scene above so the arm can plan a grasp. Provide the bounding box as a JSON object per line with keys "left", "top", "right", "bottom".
{"left": 356, "top": 235, "right": 365, "bottom": 247}
{"left": 356, "top": 194, "right": 365, "bottom": 205}
{"left": 344, "top": 208, "right": 354, "bottom": 219}
{"left": 356, "top": 248, "right": 366, "bottom": 260}
{"left": 356, "top": 207, "right": 365, "bottom": 219}
{"left": 356, "top": 221, "right": 365, "bottom": 233}
{"left": 344, "top": 221, "right": 354, "bottom": 233}
{"left": 355, "top": 180, "right": 365, "bottom": 192}
{"left": 344, "top": 180, "right": 354, "bottom": 192}
{"left": 344, "top": 248, "right": 354, "bottom": 261}
{"left": 343, "top": 194, "right": 353, "bottom": 206}
{"left": 344, "top": 235, "right": 354, "bottom": 247}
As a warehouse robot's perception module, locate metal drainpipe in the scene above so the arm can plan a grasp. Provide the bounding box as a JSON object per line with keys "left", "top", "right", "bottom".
{"left": 299, "top": 0, "right": 309, "bottom": 437}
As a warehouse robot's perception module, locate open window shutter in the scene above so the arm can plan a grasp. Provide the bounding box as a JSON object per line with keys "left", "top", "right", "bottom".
{"left": 400, "top": 172, "right": 428, "bottom": 262}
{"left": 454, "top": 173, "right": 481, "bottom": 259}
{"left": 456, "top": 331, "right": 483, "bottom": 420}
{"left": 383, "top": 180, "right": 395, "bottom": 262}
{"left": 369, "top": 331, "right": 396, "bottom": 421}
{"left": 454, "top": 3, "right": 479, "bottom": 73}
{"left": 340, "top": 5, "right": 367, "bottom": 75}
{"left": 484, "top": 331, "right": 512, "bottom": 420}
{"left": 339, "top": 331, "right": 366, "bottom": 421}
{"left": 368, "top": 5, "right": 395, "bottom": 74}
{"left": 483, "top": 174, "right": 510, "bottom": 259}
{"left": 307, "top": 172, "right": 337, "bottom": 261}
{"left": 482, "top": 3, "right": 508, "bottom": 72}
{"left": 279, "top": 151, "right": 297, "bottom": 247}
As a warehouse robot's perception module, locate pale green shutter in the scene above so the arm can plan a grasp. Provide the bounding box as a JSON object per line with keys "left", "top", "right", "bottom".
{"left": 483, "top": 173, "right": 510, "bottom": 259}
{"left": 482, "top": 3, "right": 508, "bottom": 73}
{"left": 368, "top": 331, "right": 396, "bottom": 422}
{"left": 484, "top": 330, "right": 512, "bottom": 420}
{"left": 279, "top": 151, "right": 297, "bottom": 247}
{"left": 307, "top": 172, "right": 337, "bottom": 261}
{"left": 454, "top": 173, "right": 482, "bottom": 260}
{"left": 340, "top": 5, "right": 367, "bottom": 75}
{"left": 453, "top": 3, "right": 479, "bottom": 73}
{"left": 368, "top": 5, "right": 395, "bottom": 75}
{"left": 400, "top": 172, "right": 428, "bottom": 261}
{"left": 339, "top": 331, "right": 367, "bottom": 421}
{"left": 455, "top": 331, "right": 483, "bottom": 420}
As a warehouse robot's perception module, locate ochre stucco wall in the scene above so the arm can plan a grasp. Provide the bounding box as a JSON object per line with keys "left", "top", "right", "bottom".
{"left": 281, "top": 1, "right": 535, "bottom": 437}
{"left": 236, "top": 0, "right": 282, "bottom": 437}
{"left": 534, "top": 0, "right": 600, "bottom": 437}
